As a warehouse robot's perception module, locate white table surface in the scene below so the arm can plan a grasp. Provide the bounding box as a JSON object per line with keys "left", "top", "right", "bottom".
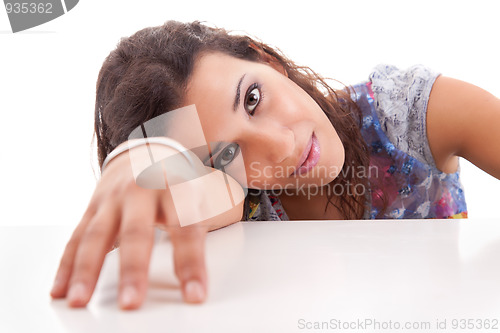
{"left": 2, "top": 220, "right": 500, "bottom": 333}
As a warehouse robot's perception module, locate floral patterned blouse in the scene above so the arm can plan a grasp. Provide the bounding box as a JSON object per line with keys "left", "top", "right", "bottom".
{"left": 243, "top": 64, "right": 468, "bottom": 220}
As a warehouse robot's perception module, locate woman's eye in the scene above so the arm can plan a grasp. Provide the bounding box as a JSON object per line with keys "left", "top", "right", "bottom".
{"left": 214, "top": 143, "right": 240, "bottom": 169}
{"left": 245, "top": 86, "right": 261, "bottom": 115}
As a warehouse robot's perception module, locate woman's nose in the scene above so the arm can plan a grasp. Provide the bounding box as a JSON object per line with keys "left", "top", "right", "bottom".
{"left": 245, "top": 123, "right": 295, "bottom": 164}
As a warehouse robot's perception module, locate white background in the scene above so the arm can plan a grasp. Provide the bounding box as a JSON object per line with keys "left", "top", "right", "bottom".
{"left": 0, "top": 0, "right": 499, "bottom": 227}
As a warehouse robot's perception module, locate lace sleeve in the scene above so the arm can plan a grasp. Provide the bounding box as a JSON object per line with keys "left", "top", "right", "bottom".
{"left": 369, "top": 64, "right": 440, "bottom": 168}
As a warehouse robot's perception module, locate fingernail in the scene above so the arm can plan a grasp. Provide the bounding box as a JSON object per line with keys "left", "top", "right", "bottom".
{"left": 67, "top": 283, "right": 87, "bottom": 305}
{"left": 50, "top": 278, "right": 63, "bottom": 295}
{"left": 120, "top": 285, "right": 137, "bottom": 308}
{"left": 184, "top": 280, "right": 205, "bottom": 303}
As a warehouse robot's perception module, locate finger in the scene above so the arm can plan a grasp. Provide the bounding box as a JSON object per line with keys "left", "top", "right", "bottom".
{"left": 50, "top": 203, "right": 97, "bottom": 299}
{"left": 66, "top": 202, "right": 120, "bottom": 307}
{"left": 170, "top": 224, "right": 209, "bottom": 304}
{"left": 117, "top": 189, "right": 157, "bottom": 310}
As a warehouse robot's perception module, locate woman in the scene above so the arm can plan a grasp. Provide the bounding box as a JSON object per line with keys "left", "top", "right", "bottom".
{"left": 50, "top": 20, "right": 500, "bottom": 310}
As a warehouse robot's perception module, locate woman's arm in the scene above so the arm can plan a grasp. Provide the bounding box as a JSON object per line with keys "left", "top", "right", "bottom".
{"left": 51, "top": 143, "right": 244, "bottom": 310}
{"left": 427, "top": 76, "right": 500, "bottom": 179}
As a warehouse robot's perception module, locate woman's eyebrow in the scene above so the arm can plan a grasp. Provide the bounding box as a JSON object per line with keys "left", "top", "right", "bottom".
{"left": 233, "top": 74, "right": 246, "bottom": 112}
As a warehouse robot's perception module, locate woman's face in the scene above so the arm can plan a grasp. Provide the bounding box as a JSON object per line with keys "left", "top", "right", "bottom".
{"left": 182, "top": 52, "right": 345, "bottom": 191}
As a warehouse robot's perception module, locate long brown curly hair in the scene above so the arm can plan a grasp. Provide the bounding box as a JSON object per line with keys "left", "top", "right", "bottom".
{"left": 94, "top": 20, "right": 370, "bottom": 219}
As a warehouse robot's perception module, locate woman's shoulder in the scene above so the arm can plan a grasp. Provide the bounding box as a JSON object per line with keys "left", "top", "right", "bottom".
{"left": 365, "top": 63, "right": 441, "bottom": 168}
{"left": 369, "top": 64, "right": 439, "bottom": 85}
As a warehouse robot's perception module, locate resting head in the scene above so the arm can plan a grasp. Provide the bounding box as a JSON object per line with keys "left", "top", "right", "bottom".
{"left": 94, "top": 20, "right": 369, "bottom": 218}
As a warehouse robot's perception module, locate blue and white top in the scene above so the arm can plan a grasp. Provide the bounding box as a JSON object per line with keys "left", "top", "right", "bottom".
{"left": 243, "top": 65, "right": 468, "bottom": 220}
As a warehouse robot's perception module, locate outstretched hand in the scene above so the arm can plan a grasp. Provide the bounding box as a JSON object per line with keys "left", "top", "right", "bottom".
{"left": 50, "top": 145, "right": 244, "bottom": 309}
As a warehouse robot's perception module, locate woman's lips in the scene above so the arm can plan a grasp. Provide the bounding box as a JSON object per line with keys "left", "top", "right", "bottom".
{"left": 292, "top": 133, "right": 321, "bottom": 176}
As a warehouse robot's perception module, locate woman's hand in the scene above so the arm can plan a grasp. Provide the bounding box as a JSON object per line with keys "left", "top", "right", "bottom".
{"left": 50, "top": 144, "right": 244, "bottom": 310}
